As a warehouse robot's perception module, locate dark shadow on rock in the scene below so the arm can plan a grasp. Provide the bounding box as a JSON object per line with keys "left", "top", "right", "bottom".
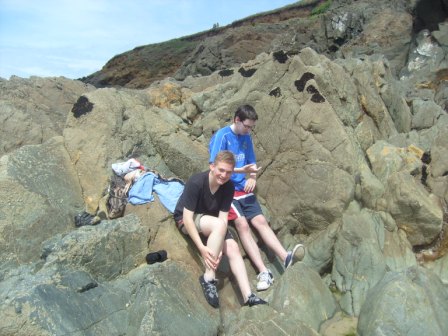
{"left": 294, "top": 72, "right": 315, "bottom": 92}
{"left": 273, "top": 50, "right": 289, "bottom": 63}
{"left": 269, "top": 87, "right": 282, "bottom": 97}
{"left": 78, "top": 282, "right": 98, "bottom": 293}
{"left": 307, "top": 85, "right": 326, "bottom": 103}
{"left": 414, "top": 0, "right": 448, "bottom": 32}
{"left": 219, "top": 69, "right": 234, "bottom": 77}
{"left": 238, "top": 67, "right": 257, "bottom": 78}
{"left": 421, "top": 151, "right": 432, "bottom": 164}
{"left": 72, "top": 96, "right": 94, "bottom": 118}
{"left": 421, "top": 165, "right": 429, "bottom": 186}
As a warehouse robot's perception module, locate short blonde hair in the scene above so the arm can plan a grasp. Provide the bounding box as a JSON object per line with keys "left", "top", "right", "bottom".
{"left": 214, "top": 150, "right": 235, "bottom": 167}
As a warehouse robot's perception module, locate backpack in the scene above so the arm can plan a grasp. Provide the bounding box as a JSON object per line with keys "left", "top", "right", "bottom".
{"left": 106, "top": 173, "right": 129, "bottom": 219}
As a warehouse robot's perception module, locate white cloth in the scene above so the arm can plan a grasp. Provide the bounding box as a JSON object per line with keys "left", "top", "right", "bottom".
{"left": 111, "top": 158, "right": 143, "bottom": 176}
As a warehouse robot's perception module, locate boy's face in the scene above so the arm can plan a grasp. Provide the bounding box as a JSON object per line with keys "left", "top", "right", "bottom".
{"left": 209, "top": 161, "right": 234, "bottom": 185}
{"left": 234, "top": 116, "right": 256, "bottom": 135}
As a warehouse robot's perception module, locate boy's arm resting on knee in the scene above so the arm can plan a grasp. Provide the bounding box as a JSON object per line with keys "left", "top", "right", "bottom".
{"left": 183, "top": 208, "right": 218, "bottom": 270}
{"left": 244, "top": 177, "right": 257, "bottom": 193}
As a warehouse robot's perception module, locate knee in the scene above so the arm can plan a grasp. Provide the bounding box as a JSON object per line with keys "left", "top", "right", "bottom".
{"left": 251, "top": 215, "right": 269, "bottom": 230}
{"left": 224, "top": 239, "right": 241, "bottom": 259}
{"left": 214, "top": 217, "right": 227, "bottom": 235}
{"left": 234, "top": 218, "right": 250, "bottom": 234}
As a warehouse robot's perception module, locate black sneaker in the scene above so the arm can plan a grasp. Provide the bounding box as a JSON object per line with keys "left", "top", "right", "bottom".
{"left": 199, "top": 275, "right": 219, "bottom": 308}
{"left": 245, "top": 293, "right": 268, "bottom": 307}
{"left": 74, "top": 211, "right": 96, "bottom": 227}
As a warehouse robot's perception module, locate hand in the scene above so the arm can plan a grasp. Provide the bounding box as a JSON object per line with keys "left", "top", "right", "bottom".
{"left": 244, "top": 176, "right": 257, "bottom": 193}
{"left": 199, "top": 245, "right": 219, "bottom": 271}
{"left": 240, "top": 164, "right": 261, "bottom": 174}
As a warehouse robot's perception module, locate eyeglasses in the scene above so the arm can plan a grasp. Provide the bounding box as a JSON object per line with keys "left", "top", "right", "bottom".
{"left": 240, "top": 121, "right": 255, "bottom": 130}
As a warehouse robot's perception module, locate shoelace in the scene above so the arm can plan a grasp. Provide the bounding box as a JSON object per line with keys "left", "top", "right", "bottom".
{"left": 204, "top": 281, "right": 218, "bottom": 297}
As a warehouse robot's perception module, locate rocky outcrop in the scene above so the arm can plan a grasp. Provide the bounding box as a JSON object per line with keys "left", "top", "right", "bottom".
{"left": 0, "top": 76, "right": 93, "bottom": 157}
{"left": 0, "top": 0, "right": 447, "bottom": 335}
{"left": 358, "top": 266, "right": 448, "bottom": 336}
{"left": 0, "top": 136, "right": 84, "bottom": 265}
{"left": 81, "top": 0, "right": 448, "bottom": 89}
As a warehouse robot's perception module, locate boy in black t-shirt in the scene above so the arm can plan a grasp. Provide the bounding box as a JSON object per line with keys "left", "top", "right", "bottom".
{"left": 174, "top": 150, "right": 266, "bottom": 308}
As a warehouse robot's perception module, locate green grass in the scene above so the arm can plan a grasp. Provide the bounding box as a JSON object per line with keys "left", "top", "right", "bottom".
{"left": 310, "top": 0, "right": 332, "bottom": 16}
{"left": 135, "top": 38, "right": 197, "bottom": 54}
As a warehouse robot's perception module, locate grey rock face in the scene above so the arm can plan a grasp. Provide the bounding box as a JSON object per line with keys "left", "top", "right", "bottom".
{"left": 270, "top": 263, "right": 338, "bottom": 331}
{"left": 2, "top": 44, "right": 447, "bottom": 333}
{"left": 0, "top": 137, "right": 84, "bottom": 264}
{"left": 332, "top": 202, "right": 387, "bottom": 315}
{"left": 411, "top": 99, "right": 444, "bottom": 130}
{"left": 0, "top": 263, "right": 220, "bottom": 336}
{"left": 0, "top": 76, "right": 93, "bottom": 157}
{"left": 63, "top": 87, "right": 208, "bottom": 213}
{"left": 357, "top": 266, "right": 448, "bottom": 336}
{"left": 42, "top": 214, "right": 149, "bottom": 281}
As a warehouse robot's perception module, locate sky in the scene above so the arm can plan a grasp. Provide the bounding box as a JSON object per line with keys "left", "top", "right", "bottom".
{"left": 0, "top": 0, "right": 298, "bottom": 80}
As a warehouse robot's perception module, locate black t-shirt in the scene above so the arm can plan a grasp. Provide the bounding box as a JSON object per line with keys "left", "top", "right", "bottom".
{"left": 173, "top": 171, "right": 234, "bottom": 222}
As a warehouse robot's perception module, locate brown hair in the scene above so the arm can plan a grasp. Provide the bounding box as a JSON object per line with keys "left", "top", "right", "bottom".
{"left": 214, "top": 150, "right": 235, "bottom": 167}
{"left": 234, "top": 104, "right": 258, "bottom": 122}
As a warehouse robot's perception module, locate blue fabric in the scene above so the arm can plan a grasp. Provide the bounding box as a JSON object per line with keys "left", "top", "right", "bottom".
{"left": 128, "top": 172, "right": 184, "bottom": 213}
{"left": 209, "top": 125, "right": 256, "bottom": 190}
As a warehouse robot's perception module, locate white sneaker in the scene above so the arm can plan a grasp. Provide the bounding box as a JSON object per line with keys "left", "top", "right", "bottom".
{"left": 256, "top": 270, "right": 274, "bottom": 291}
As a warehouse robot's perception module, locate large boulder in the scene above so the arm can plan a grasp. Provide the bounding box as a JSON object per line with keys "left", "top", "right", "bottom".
{"left": 0, "top": 76, "right": 93, "bottom": 157}
{"left": 42, "top": 214, "right": 148, "bottom": 281}
{"left": 384, "top": 172, "right": 443, "bottom": 246}
{"left": 366, "top": 141, "right": 444, "bottom": 246}
{"left": 357, "top": 266, "right": 448, "bottom": 336}
{"left": 268, "top": 262, "right": 338, "bottom": 331}
{"left": 63, "top": 88, "right": 208, "bottom": 213}
{"left": 0, "top": 136, "right": 83, "bottom": 265}
{"left": 0, "top": 262, "right": 220, "bottom": 336}
{"left": 331, "top": 202, "right": 387, "bottom": 315}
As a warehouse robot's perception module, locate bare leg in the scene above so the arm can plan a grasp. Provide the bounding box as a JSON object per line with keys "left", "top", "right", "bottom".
{"left": 250, "top": 214, "right": 288, "bottom": 263}
{"left": 199, "top": 215, "right": 227, "bottom": 280}
{"left": 234, "top": 216, "right": 268, "bottom": 273}
{"left": 222, "top": 238, "right": 252, "bottom": 300}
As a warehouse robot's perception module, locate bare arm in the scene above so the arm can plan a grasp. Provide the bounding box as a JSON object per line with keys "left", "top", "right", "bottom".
{"left": 183, "top": 208, "right": 219, "bottom": 270}
{"left": 234, "top": 164, "right": 259, "bottom": 192}
{"left": 234, "top": 163, "right": 261, "bottom": 175}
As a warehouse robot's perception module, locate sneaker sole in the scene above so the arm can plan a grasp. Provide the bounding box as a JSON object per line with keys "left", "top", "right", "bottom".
{"left": 292, "top": 244, "right": 305, "bottom": 263}
{"left": 256, "top": 283, "right": 271, "bottom": 291}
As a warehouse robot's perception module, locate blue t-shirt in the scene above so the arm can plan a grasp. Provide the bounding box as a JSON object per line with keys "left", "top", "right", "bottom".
{"left": 209, "top": 125, "right": 256, "bottom": 191}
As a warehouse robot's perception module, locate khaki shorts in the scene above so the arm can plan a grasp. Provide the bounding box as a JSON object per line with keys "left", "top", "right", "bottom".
{"left": 193, "top": 213, "right": 204, "bottom": 231}
{"left": 175, "top": 213, "right": 203, "bottom": 235}
{"left": 175, "top": 213, "right": 234, "bottom": 240}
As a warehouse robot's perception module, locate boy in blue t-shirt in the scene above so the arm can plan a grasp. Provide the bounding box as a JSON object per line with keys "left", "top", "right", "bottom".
{"left": 209, "top": 105, "right": 305, "bottom": 291}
